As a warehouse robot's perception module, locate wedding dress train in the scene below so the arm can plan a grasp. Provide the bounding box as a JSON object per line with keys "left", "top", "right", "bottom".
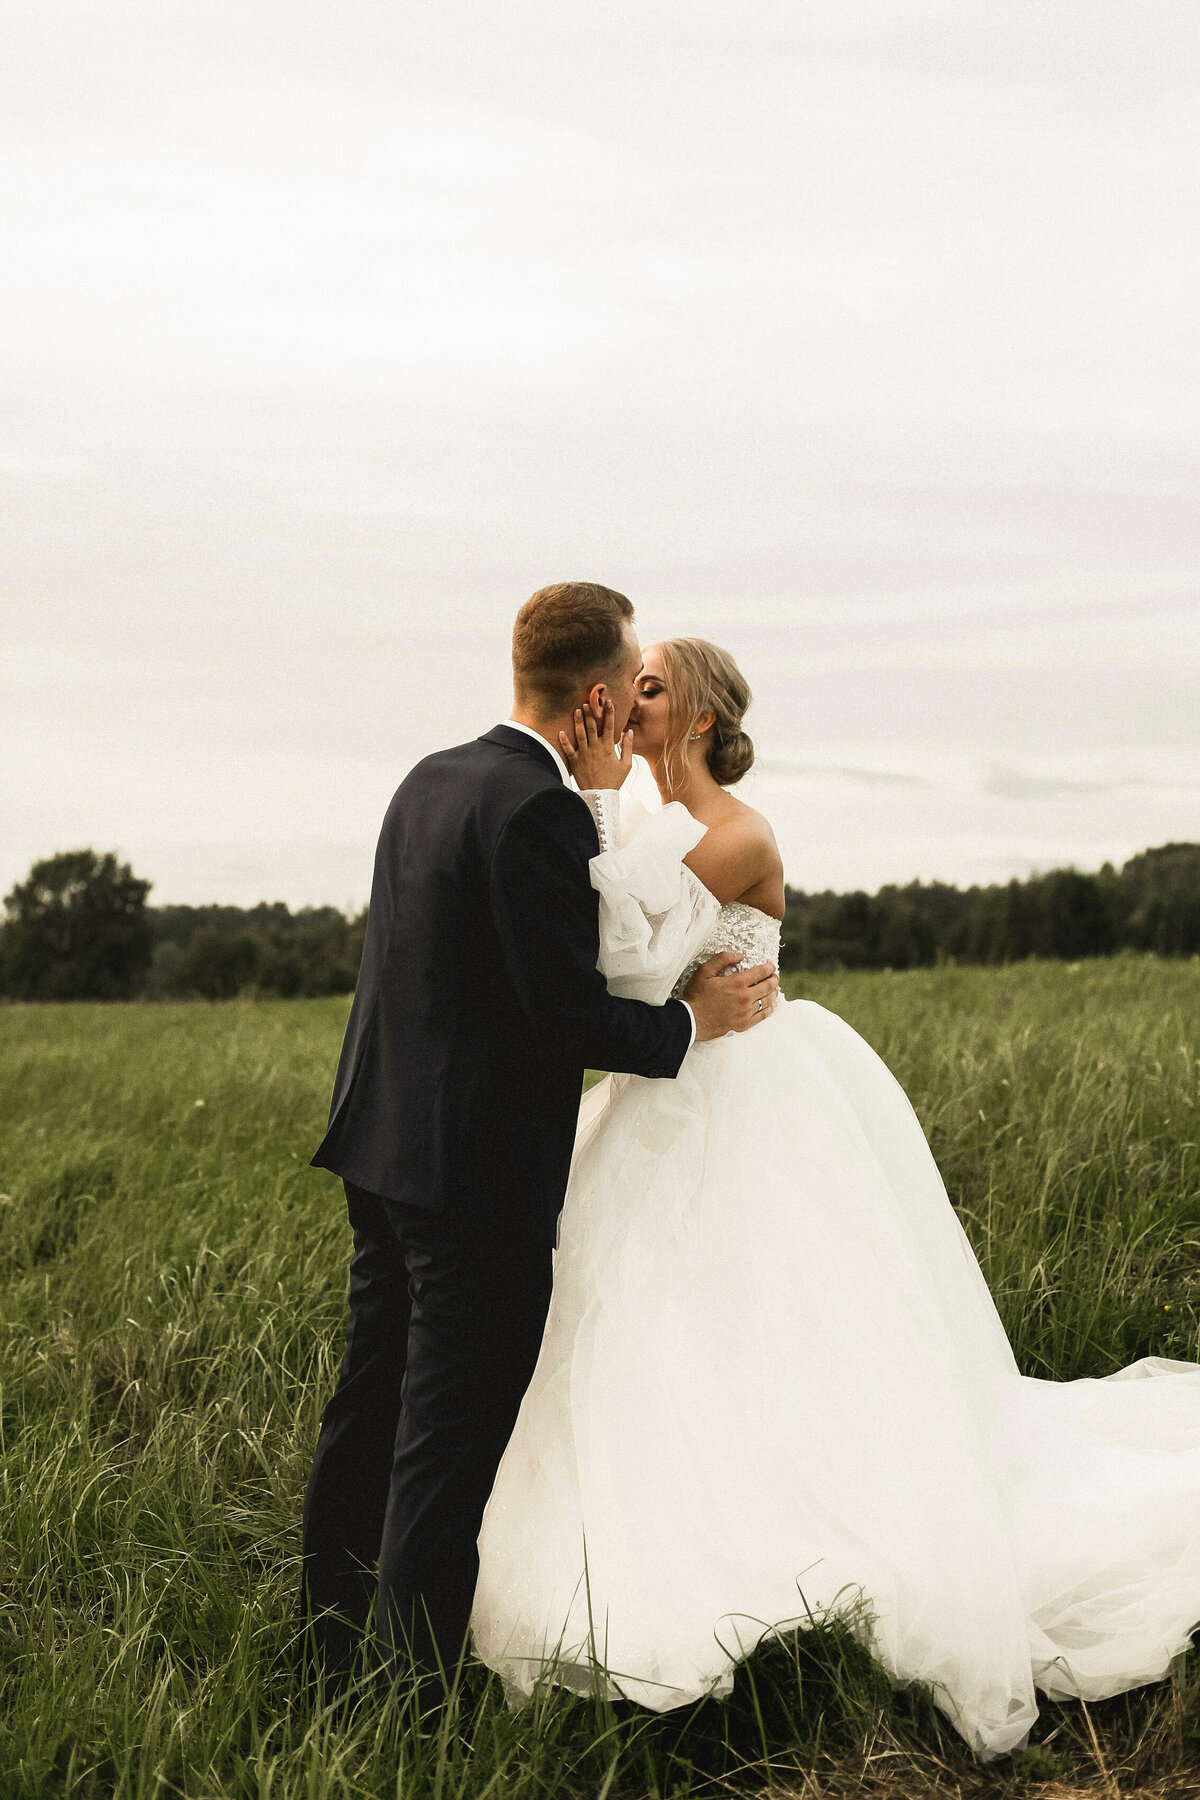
{"left": 471, "top": 802, "right": 1200, "bottom": 1760}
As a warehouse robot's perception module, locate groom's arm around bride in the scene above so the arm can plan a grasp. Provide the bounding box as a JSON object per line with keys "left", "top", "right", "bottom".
{"left": 300, "top": 582, "right": 777, "bottom": 1703}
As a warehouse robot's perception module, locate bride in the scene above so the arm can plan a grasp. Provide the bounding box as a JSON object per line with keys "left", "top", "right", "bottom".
{"left": 470, "top": 637, "right": 1200, "bottom": 1761}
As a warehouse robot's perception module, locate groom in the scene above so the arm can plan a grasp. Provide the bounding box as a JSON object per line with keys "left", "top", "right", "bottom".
{"left": 301, "top": 581, "right": 778, "bottom": 1695}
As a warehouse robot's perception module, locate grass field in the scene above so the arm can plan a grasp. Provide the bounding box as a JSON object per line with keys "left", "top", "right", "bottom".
{"left": 2, "top": 959, "right": 1199, "bottom": 1798}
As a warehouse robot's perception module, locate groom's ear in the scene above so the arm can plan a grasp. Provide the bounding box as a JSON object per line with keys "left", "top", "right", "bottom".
{"left": 585, "top": 679, "right": 608, "bottom": 718}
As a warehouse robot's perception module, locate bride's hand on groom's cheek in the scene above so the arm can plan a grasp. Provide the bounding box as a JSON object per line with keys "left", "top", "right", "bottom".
{"left": 559, "top": 700, "right": 633, "bottom": 791}
{"left": 683, "top": 953, "right": 779, "bottom": 1041}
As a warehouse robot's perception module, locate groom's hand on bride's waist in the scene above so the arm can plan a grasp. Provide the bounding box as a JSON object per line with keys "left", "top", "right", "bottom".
{"left": 683, "top": 952, "right": 778, "bottom": 1042}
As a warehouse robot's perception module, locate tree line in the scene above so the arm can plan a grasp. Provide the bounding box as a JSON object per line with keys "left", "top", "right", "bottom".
{"left": 0, "top": 852, "right": 366, "bottom": 1002}
{"left": 1, "top": 842, "right": 1198, "bottom": 1002}
{"left": 780, "top": 843, "right": 1200, "bottom": 971}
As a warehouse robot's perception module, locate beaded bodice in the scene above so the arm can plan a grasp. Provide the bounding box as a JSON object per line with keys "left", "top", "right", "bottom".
{"left": 672, "top": 900, "right": 783, "bottom": 999}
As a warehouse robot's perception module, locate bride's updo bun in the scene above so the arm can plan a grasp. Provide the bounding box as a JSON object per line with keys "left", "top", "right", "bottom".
{"left": 657, "top": 637, "right": 754, "bottom": 791}
{"left": 708, "top": 724, "right": 755, "bottom": 787}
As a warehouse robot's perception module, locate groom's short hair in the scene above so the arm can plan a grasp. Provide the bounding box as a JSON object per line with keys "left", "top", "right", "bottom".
{"left": 512, "top": 582, "right": 635, "bottom": 713}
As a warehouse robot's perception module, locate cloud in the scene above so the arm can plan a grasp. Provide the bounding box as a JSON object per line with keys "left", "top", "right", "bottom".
{"left": 979, "top": 765, "right": 1119, "bottom": 801}
{"left": 757, "top": 759, "right": 935, "bottom": 789}
{"left": 979, "top": 764, "right": 1200, "bottom": 801}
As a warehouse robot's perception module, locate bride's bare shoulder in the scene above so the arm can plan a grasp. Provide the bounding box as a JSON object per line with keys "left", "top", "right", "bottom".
{"left": 725, "top": 795, "right": 779, "bottom": 842}
{"left": 703, "top": 796, "right": 781, "bottom": 857}
{"left": 683, "top": 797, "right": 784, "bottom": 908}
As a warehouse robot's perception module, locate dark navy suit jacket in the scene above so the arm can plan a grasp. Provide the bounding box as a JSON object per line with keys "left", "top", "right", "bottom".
{"left": 311, "top": 724, "right": 693, "bottom": 1218}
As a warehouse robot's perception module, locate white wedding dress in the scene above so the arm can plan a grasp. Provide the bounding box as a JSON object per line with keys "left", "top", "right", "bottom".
{"left": 472, "top": 801, "right": 1200, "bottom": 1760}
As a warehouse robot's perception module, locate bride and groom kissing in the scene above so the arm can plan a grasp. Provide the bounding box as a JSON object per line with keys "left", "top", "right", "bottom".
{"left": 300, "top": 583, "right": 779, "bottom": 1683}
{"left": 301, "top": 581, "right": 1200, "bottom": 1762}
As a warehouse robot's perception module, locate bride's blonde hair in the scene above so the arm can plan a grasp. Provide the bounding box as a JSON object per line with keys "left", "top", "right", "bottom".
{"left": 655, "top": 638, "right": 754, "bottom": 794}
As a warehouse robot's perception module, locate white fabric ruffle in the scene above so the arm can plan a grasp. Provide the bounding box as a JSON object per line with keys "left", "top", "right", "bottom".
{"left": 588, "top": 800, "right": 721, "bottom": 1006}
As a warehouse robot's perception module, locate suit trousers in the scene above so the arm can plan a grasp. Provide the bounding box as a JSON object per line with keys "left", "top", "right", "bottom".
{"left": 300, "top": 1179, "right": 557, "bottom": 1685}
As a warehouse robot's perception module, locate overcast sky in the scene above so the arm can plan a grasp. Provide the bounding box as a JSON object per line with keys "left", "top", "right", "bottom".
{"left": 4, "top": 0, "right": 1198, "bottom": 907}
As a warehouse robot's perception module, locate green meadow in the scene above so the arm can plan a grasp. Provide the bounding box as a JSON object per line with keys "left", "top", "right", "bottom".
{"left": 1, "top": 959, "right": 1198, "bottom": 1798}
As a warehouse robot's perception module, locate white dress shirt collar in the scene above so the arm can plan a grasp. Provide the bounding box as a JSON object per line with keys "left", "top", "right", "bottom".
{"left": 504, "top": 718, "right": 572, "bottom": 786}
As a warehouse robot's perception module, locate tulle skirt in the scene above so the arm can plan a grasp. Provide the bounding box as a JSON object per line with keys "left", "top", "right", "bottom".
{"left": 471, "top": 996, "right": 1200, "bottom": 1759}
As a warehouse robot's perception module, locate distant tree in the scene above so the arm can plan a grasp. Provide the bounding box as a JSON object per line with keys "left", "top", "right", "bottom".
{"left": 900, "top": 880, "right": 974, "bottom": 946}
{"left": 952, "top": 880, "right": 1036, "bottom": 964}
{"left": 1117, "top": 844, "right": 1200, "bottom": 955}
{"left": 0, "top": 850, "right": 152, "bottom": 1000}
{"left": 270, "top": 906, "right": 365, "bottom": 997}
{"left": 873, "top": 888, "right": 938, "bottom": 969}
{"left": 154, "top": 904, "right": 366, "bottom": 1000}
{"left": 1031, "top": 869, "right": 1115, "bottom": 959}
{"left": 162, "top": 929, "right": 262, "bottom": 1000}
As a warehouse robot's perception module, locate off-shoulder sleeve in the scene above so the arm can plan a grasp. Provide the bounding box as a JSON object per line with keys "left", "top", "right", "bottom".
{"left": 589, "top": 801, "right": 722, "bottom": 1004}
{"left": 490, "top": 786, "right": 693, "bottom": 1078}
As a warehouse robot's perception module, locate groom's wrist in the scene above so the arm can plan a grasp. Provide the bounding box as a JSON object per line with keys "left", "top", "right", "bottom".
{"left": 680, "top": 1000, "right": 697, "bottom": 1052}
